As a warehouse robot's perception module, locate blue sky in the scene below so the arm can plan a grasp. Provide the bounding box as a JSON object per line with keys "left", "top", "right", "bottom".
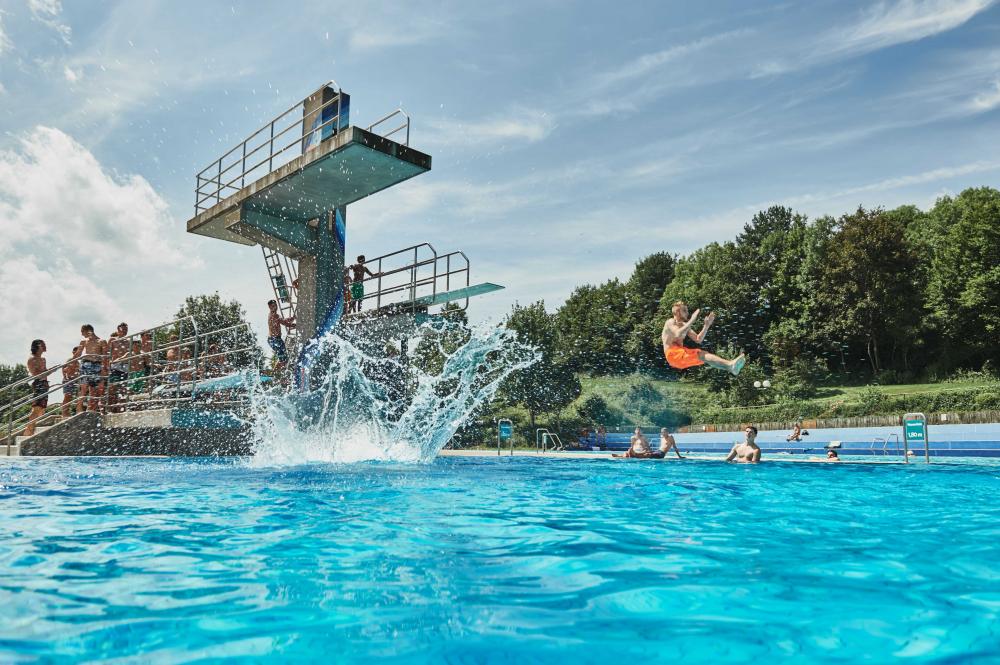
{"left": 1, "top": 0, "right": 999, "bottom": 364}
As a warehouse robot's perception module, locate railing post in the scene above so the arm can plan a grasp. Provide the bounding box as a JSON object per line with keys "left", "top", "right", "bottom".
{"left": 269, "top": 121, "right": 275, "bottom": 172}
{"left": 410, "top": 247, "right": 417, "bottom": 310}
{"left": 241, "top": 142, "right": 247, "bottom": 188}
{"left": 6, "top": 398, "right": 12, "bottom": 456}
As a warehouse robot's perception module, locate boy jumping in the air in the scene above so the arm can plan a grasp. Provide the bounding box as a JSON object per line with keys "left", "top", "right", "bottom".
{"left": 661, "top": 301, "right": 745, "bottom": 376}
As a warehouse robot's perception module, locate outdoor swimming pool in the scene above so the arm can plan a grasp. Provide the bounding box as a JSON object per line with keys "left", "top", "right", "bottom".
{"left": 2, "top": 456, "right": 998, "bottom": 662}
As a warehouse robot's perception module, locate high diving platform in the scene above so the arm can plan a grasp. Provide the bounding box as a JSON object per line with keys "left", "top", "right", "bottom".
{"left": 183, "top": 81, "right": 503, "bottom": 376}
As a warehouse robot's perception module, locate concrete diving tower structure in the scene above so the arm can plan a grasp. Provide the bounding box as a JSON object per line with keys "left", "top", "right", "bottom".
{"left": 185, "top": 81, "right": 501, "bottom": 382}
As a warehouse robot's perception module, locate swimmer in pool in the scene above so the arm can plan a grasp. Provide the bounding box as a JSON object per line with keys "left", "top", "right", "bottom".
{"left": 661, "top": 301, "right": 745, "bottom": 375}
{"left": 726, "top": 425, "right": 761, "bottom": 463}
{"left": 613, "top": 427, "right": 665, "bottom": 458}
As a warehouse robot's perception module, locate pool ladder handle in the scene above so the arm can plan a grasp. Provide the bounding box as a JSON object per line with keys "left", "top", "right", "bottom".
{"left": 870, "top": 433, "right": 901, "bottom": 457}
{"left": 535, "top": 428, "right": 565, "bottom": 454}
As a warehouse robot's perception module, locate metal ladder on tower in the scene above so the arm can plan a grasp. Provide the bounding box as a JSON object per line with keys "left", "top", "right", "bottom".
{"left": 262, "top": 246, "right": 299, "bottom": 353}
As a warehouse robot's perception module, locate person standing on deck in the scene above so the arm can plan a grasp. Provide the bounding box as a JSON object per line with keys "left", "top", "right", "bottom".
{"left": 348, "top": 255, "right": 381, "bottom": 313}
{"left": 726, "top": 425, "right": 762, "bottom": 463}
{"left": 107, "top": 323, "right": 130, "bottom": 412}
{"left": 61, "top": 346, "right": 81, "bottom": 418}
{"left": 77, "top": 325, "right": 107, "bottom": 413}
{"left": 661, "top": 301, "right": 745, "bottom": 376}
{"left": 25, "top": 340, "right": 50, "bottom": 436}
{"left": 267, "top": 300, "right": 296, "bottom": 370}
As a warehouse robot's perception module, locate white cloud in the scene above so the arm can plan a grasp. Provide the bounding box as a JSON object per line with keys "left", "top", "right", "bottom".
{"left": 0, "top": 12, "right": 12, "bottom": 54}
{"left": 0, "top": 126, "right": 192, "bottom": 267}
{"left": 753, "top": 1, "right": 995, "bottom": 79}
{"left": 0, "top": 255, "right": 125, "bottom": 367}
{"left": 28, "top": 0, "right": 72, "bottom": 45}
{"left": 592, "top": 30, "right": 748, "bottom": 90}
{"left": 970, "top": 77, "right": 1000, "bottom": 111}
{"left": 0, "top": 126, "right": 199, "bottom": 363}
{"left": 831, "top": 0, "right": 996, "bottom": 57}
{"left": 425, "top": 110, "right": 556, "bottom": 148}
{"left": 781, "top": 160, "right": 1000, "bottom": 209}
{"left": 62, "top": 64, "right": 80, "bottom": 82}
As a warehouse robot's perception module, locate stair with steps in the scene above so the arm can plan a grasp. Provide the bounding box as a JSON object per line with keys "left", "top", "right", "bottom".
{"left": 15, "top": 425, "right": 55, "bottom": 445}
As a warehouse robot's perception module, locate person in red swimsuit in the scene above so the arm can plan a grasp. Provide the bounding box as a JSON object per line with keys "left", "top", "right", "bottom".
{"left": 661, "top": 301, "right": 745, "bottom": 375}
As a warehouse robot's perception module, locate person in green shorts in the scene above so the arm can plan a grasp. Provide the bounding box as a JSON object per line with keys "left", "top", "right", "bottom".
{"left": 347, "top": 255, "right": 379, "bottom": 313}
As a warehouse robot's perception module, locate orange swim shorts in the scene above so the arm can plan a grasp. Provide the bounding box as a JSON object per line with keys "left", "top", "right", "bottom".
{"left": 665, "top": 345, "right": 704, "bottom": 370}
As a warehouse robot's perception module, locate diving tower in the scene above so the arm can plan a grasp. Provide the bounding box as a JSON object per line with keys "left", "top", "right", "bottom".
{"left": 185, "top": 81, "right": 502, "bottom": 381}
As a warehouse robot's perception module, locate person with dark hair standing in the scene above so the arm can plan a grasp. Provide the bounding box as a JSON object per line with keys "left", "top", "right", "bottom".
{"left": 78, "top": 324, "right": 107, "bottom": 413}
{"left": 347, "top": 255, "right": 380, "bottom": 313}
{"left": 726, "top": 425, "right": 761, "bottom": 463}
{"left": 25, "top": 340, "right": 49, "bottom": 436}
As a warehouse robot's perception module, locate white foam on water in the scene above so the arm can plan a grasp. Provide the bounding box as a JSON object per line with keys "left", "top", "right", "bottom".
{"left": 247, "top": 321, "right": 537, "bottom": 466}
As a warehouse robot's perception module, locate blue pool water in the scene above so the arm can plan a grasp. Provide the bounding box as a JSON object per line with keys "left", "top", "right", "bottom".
{"left": 2, "top": 456, "right": 999, "bottom": 663}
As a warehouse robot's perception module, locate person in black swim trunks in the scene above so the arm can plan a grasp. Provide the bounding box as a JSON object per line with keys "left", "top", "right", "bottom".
{"left": 77, "top": 324, "right": 108, "bottom": 413}
{"left": 267, "top": 300, "right": 295, "bottom": 370}
{"left": 25, "top": 339, "right": 50, "bottom": 436}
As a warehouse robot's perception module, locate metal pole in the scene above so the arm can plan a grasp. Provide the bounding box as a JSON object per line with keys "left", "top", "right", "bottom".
{"left": 269, "top": 121, "right": 274, "bottom": 172}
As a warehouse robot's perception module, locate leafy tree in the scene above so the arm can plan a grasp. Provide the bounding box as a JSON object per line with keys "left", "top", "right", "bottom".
{"left": 175, "top": 293, "right": 260, "bottom": 368}
{"left": 576, "top": 394, "right": 616, "bottom": 425}
{"left": 926, "top": 187, "right": 1000, "bottom": 370}
{"left": 503, "top": 301, "right": 581, "bottom": 428}
{"left": 555, "top": 280, "right": 631, "bottom": 373}
{"left": 814, "top": 207, "right": 922, "bottom": 375}
{"left": 763, "top": 215, "right": 838, "bottom": 369}
{"left": 0, "top": 363, "right": 30, "bottom": 423}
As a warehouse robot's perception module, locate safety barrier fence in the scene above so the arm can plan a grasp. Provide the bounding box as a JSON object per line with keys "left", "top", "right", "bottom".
{"left": 195, "top": 81, "right": 411, "bottom": 214}
{"left": 346, "top": 243, "right": 471, "bottom": 317}
{"left": 1, "top": 318, "right": 262, "bottom": 453}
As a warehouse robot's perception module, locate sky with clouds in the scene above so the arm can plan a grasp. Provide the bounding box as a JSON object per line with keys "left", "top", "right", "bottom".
{"left": 1, "top": 0, "right": 999, "bottom": 366}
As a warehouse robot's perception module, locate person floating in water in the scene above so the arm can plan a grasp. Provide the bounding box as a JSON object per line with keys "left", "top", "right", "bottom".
{"left": 661, "top": 301, "right": 745, "bottom": 376}
{"left": 726, "top": 425, "right": 761, "bottom": 463}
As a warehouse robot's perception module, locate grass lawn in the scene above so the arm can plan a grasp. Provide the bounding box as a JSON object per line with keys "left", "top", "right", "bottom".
{"left": 565, "top": 374, "right": 999, "bottom": 427}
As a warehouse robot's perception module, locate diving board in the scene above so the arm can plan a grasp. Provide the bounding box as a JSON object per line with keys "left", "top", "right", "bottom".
{"left": 412, "top": 283, "right": 505, "bottom": 307}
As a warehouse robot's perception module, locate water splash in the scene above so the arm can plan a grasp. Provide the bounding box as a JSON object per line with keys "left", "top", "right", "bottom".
{"left": 248, "top": 320, "right": 538, "bottom": 466}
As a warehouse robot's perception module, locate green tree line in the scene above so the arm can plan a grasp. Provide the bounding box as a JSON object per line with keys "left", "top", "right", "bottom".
{"left": 499, "top": 186, "right": 1000, "bottom": 424}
